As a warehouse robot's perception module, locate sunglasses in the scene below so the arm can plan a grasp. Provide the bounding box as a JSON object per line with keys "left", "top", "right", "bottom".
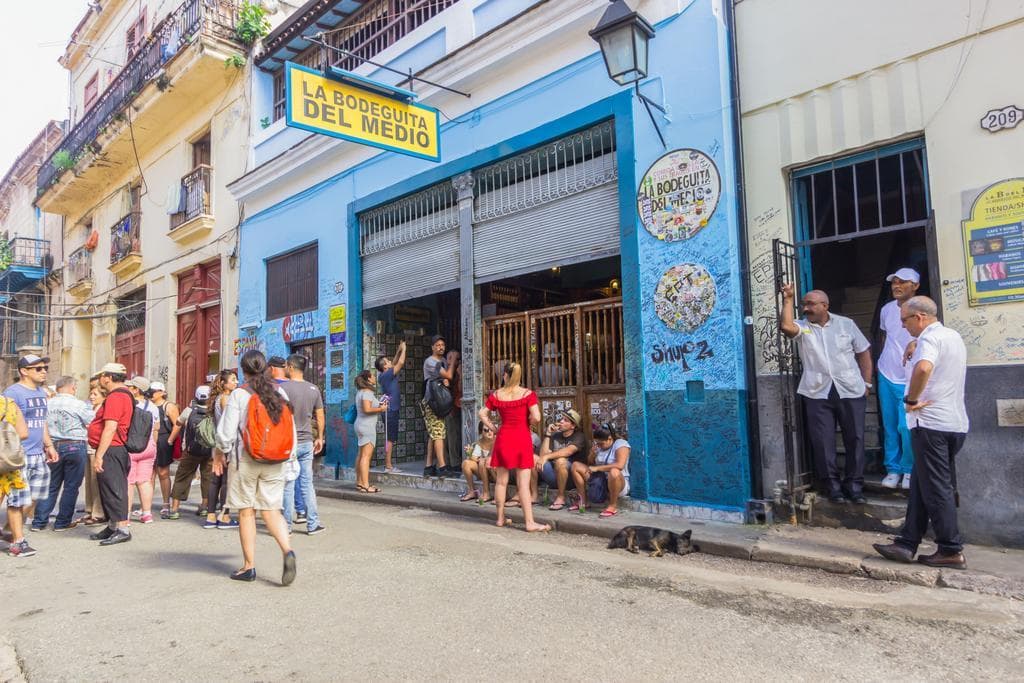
{"left": 26, "top": 365, "right": 49, "bottom": 372}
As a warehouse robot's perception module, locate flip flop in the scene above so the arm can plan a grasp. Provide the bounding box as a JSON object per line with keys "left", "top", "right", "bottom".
{"left": 548, "top": 502, "right": 566, "bottom": 511}
{"left": 356, "top": 485, "right": 381, "bottom": 493}
{"left": 599, "top": 508, "right": 619, "bottom": 518}
{"left": 505, "top": 499, "right": 521, "bottom": 508}
{"left": 568, "top": 503, "right": 581, "bottom": 512}
{"left": 479, "top": 496, "right": 493, "bottom": 504}
{"left": 460, "top": 492, "right": 479, "bottom": 502}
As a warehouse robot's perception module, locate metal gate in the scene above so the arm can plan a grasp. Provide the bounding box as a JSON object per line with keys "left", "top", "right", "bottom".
{"left": 482, "top": 297, "right": 625, "bottom": 435}
{"left": 772, "top": 239, "right": 813, "bottom": 499}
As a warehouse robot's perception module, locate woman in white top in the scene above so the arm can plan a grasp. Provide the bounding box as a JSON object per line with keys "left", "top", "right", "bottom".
{"left": 459, "top": 421, "right": 495, "bottom": 502}
{"left": 354, "top": 370, "right": 388, "bottom": 494}
{"left": 214, "top": 350, "right": 296, "bottom": 585}
{"left": 571, "top": 423, "right": 630, "bottom": 517}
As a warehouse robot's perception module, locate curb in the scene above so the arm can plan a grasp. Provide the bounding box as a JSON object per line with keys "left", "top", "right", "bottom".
{"left": 316, "top": 486, "right": 1024, "bottom": 599}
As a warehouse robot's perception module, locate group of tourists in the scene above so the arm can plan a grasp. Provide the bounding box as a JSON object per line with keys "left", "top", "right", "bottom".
{"left": 780, "top": 267, "right": 972, "bottom": 570}
{"left": 353, "top": 333, "right": 633, "bottom": 531}
{"left": 0, "top": 349, "right": 326, "bottom": 586}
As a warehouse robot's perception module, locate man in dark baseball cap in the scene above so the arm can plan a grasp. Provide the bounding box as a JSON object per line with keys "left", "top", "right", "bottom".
{"left": 267, "top": 356, "right": 287, "bottom": 384}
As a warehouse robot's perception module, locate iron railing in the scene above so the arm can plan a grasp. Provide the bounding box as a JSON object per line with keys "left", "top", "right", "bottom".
{"left": 110, "top": 212, "right": 142, "bottom": 266}
{"left": 3, "top": 237, "right": 50, "bottom": 269}
{"left": 0, "top": 315, "right": 45, "bottom": 357}
{"left": 37, "top": 0, "right": 239, "bottom": 195}
{"left": 170, "top": 164, "right": 213, "bottom": 229}
{"left": 272, "top": 0, "right": 461, "bottom": 120}
{"left": 67, "top": 246, "right": 93, "bottom": 286}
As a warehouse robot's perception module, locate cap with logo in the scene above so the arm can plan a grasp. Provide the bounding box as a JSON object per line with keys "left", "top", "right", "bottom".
{"left": 194, "top": 385, "right": 211, "bottom": 401}
{"left": 126, "top": 376, "right": 151, "bottom": 392}
{"left": 18, "top": 354, "right": 50, "bottom": 369}
{"left": 886, "top": 267, "right": 920, "bottom": 284}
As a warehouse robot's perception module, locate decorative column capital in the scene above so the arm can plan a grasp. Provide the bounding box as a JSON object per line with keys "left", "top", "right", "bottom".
{"left": 452, "top": 172, "right": 475, "bottom": 200}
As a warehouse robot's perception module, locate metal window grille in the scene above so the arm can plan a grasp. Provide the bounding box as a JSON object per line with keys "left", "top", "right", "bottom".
{"left": 472, "top": 121, "right": 617, "bottom": 222}
{"left": 358, "top": 180, "right": 459, "bottom": 256}
{"left": 116, "top": 288, "right": 147, "bottom": 335}
{"left": 791, "top": 141, "right": 929, "bottom": 247}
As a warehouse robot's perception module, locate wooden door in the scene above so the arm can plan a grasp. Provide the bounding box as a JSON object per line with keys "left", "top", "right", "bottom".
{"left": 177, "top": 260, "right": 222, "bottom": 406}
{"left": 115, "top": 327, "right": 146, "bottom": 378}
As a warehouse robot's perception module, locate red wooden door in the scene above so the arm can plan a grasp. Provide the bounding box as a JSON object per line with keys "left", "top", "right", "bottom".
{"left": 115, "top": 327, "right": 146, "bottom": 378}
{"left": 176, "top": 261, "right": 222, "bottom": 406}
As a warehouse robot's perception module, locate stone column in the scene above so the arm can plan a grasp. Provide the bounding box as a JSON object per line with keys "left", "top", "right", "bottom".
{"left": 453, "top": 171, "right": 479, "bottom": 454}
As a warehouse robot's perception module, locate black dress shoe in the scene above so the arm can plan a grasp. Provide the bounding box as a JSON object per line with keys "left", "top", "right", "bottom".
{"left": 89, "top": 526, "right": 115, "bottom": 541}
{"left": 873, "top": 542, "right": 914, "bottom": 563}
{"left": 423, "top": 465, "right": 438, "bottom": 478}
{"left": 917, "top": 550, "right": 967, "bottom": 570}
{"left": 99, "top": 529, "right": 132, "bottom": 546}
{"left": 230, "top": 568, "right": 256, "bottom": 582}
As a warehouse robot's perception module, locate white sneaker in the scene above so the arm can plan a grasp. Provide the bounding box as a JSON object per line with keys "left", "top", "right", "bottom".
{"left": 901, "top": 474, "right": 911, "bottom": 490}
{"left": 881, "top": 473, "right": 901, "bottom": 488}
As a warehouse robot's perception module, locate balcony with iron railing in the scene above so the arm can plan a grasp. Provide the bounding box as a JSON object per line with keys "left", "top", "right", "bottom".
{"left": 110, "top": 212, "right": 142, "bottom": 276}
{"left": 268, "top": 0, "right": 462, "bottom": 121}
{"left": 66, "top": 246, "right": 95, "bottom": 296}
{"left": 0, "top": 317, "right": 46, "bottom": 358}
{"left": 169, "top": 164, "right": 214, "bottom": 242}
{"left": 36, "top": 0, "right": 241, "bottom": 215}
{"left": 0, "top": 237, "right": 51, "bottom": 293}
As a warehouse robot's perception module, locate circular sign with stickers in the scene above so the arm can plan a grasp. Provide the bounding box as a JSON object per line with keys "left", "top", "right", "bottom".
{"left": 654, "top": 264, "right": 717, "bottom": 332}
{"left": 637, "top": 149, "right": 721, "bottom": 242}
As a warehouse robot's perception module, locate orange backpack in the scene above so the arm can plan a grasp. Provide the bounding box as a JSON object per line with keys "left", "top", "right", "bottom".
{"left": 241, "top": 386, "right": 295, "bottom": 463}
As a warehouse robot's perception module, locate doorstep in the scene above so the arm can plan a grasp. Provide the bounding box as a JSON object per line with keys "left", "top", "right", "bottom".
{"left": 314, "top": 478, "right": 1024, "bottom": 600}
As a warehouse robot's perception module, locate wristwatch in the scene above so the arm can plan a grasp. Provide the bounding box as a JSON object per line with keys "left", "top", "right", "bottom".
{"left": 864, "top": 382, "right": 873, "bottom": 389}
{"left": 903, "top": 396, "right": 919, "bottom": 406}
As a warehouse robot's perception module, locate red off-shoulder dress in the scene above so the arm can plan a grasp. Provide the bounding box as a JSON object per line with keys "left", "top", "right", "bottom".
{"left": 485, "top": 391, "right": 538, "bottom": 470}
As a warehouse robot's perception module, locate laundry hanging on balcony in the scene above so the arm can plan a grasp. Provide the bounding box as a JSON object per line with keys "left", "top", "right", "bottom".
{"left": 165, "top": 181, "right": 184, "bottom": 215}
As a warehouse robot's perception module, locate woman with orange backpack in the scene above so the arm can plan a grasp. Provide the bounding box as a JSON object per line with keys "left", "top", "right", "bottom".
{"left": 213, "top": 350, "right": 297, "bottom": 585}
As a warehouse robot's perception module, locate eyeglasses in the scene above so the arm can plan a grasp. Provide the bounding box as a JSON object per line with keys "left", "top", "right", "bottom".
{"left": 900, "top": 314, "right": 920, "bottom": 322}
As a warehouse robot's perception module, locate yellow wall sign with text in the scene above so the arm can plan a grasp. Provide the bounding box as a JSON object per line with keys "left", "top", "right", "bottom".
{"left": 962, "top": 178, "right": 1024, "bottom": 306}
{"left": 284, "top": 63, "right": 440, "bottom": 162}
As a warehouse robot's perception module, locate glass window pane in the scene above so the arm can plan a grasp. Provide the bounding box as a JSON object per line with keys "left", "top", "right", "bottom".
{"left": 878, "top": 154, "right": 903, "bottom": 227}
{"left": 902, "top": 149, "right": 928, "bottom": 221}
{"left": 854, "top": 161, "right": 879, "bottom": 230}
{"left": 834, "top": 165, "right": 856, "bottom": 234}
{"left": 794, "top": 176, "right": 813, "bottom": 241}
{"left": 812, "top": 171, "right": 835, "bottom": 238}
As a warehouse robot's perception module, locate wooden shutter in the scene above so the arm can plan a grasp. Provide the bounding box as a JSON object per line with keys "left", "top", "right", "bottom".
{"left": 266, "top": 243, "right": 318, "bottom": 319}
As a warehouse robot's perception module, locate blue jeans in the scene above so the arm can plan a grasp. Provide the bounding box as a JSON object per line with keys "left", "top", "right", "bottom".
{"left": 282, "top": 442, "right": 318, "bottom": 532}
{"left": 877, "top": 373, "right": 914, "bottom": 475}
{"left": 33, "top": 440, "right": 87, "bottom": 528}
{"left": 294, "top": 472, "right": 306, "bottom": 515}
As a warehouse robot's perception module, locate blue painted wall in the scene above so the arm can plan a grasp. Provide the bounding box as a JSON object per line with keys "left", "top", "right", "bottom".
{"left": 239, "top": 1, "right": 752, "bottom": 508}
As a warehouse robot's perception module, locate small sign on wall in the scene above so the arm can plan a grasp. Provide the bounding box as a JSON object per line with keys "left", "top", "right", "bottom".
{"left": 980, "top": 105, "right": 1023, "bottom": 133}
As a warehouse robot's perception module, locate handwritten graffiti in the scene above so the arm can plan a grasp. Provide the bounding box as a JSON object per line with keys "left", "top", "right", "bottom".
{"left": 649, "top": 340, "right": 714, "bottom": 371}
{"left": 753, "top": 206, "right": 781, "bottom": 229}
{"left": 750, "top": 252, "right": 773, "bottom": 286}
{"left": 755, "top": 314, "right": 781, "bottom": 365}
{"left": 234, "top": 335, "right": 261, "bottom": 356}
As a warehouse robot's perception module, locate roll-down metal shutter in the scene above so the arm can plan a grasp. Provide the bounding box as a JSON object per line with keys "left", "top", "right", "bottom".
{"left": 359, "top": 181, "right": 459, "bottom": 309}
{"left": 472, "top": 121, "right": 619, "bottom": 283}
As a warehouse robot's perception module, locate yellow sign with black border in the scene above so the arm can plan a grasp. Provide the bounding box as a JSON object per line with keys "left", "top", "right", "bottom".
{"left": 284, "top": 62, "right": 440, "bottom": 162}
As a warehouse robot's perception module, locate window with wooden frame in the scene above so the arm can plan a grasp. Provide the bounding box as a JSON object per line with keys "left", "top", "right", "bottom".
{"left": 126, "top": 8, "right": 147, "bottom": 57}
{"left": 83, "top": 73, "right": 99, "bottom": 110}
{"left": 266, "top": 243, "right": 318, "bottom": 320}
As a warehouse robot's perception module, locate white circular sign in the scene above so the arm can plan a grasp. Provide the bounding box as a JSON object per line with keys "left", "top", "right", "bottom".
{"left": 637, "top": 149, "right": 721, "bottom": 242}
{"left": 654, "top": 263, "right": 717, "bottom": 332}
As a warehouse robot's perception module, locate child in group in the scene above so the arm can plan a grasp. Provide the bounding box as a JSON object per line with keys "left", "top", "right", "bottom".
{"left": 459, "top": 421, "right": 496, "bottom": 503}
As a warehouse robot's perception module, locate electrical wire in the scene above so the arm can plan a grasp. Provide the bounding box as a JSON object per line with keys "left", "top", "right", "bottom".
{"left": 923, "top": 0, "right": 991, "bottom": 128}
{"left": 316, "top": 0, "right": 456, "bottom": 40}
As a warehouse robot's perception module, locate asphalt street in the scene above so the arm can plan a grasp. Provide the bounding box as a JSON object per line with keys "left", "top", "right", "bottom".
{"left": 2, "top": 496, "right": 1023, "bottom": 681}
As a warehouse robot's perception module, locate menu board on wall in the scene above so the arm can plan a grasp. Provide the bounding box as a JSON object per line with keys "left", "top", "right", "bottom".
{"left": 962, "top": 178, "right": 1024, "bottom": 306}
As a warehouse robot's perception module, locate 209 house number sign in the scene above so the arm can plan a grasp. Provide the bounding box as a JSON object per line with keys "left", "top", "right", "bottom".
{"left": 980, "top": 105, "right": 1023, "bottom": 133}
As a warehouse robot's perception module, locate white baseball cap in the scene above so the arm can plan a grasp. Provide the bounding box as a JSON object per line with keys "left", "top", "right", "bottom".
{"left": 194, "top": 385, "right": 211, "bottom": 401}
{"left": 150, "top": 381, "right": 166, "bottom": 393}
{"left": 886, "top": 267, "right": 920, "bottom": 283}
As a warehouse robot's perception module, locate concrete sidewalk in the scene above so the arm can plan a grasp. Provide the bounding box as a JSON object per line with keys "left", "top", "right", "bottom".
{"left": 315, "top": 479, "right": 1024, "bottom": 601}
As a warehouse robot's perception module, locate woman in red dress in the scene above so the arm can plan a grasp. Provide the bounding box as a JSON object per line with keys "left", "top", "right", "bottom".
{"left": 478, "top": 362, "right": 550, "bottom": 532}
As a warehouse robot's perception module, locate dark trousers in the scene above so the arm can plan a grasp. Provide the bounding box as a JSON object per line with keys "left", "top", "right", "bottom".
{"left": 803, "top": 386, "right": 866, "bottom": 496}
{"left": 97, "top": 445, "right": 130, "bottom": 524}
{"left": 207, "top": 471, "right": 228, "bottom": 512}
{"left": 33, "top": 440, "right": 88, "bottom": 528}
{"left": 896, "top": 427, "right": 966, "bottom": 555}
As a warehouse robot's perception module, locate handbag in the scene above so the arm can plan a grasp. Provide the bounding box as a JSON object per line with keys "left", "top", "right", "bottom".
{"left": 343, "top": 404, "right": 358, "bottom": 425}
{"left": 425, "top": 378, "right": 454, "bottom": 418}
{"left": 0, "top": 398, "right": 27, "bottom": 475}
{"left": 586, "top": 471, "right": 609, "bottom": 504}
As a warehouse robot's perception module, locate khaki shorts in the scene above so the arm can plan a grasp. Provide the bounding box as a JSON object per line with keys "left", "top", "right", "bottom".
{"left": 421, "top": 400, "right": 446, "bottom": 441}
{"left": 226, "top": 452, "right": 286, "bottom": 511}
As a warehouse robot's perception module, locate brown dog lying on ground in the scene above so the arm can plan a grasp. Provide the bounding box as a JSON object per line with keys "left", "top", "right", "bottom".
{"left": 607, "top": 526, "right": 699, "bottom": 557}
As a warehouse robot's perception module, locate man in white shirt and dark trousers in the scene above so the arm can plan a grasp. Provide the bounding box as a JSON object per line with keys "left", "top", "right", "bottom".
{"left": 780, "top": 284, "right": 873, "bottom": 504}
{"left": 877, "top": 267, "right": 920, "bottom": 489}
{"left": 874, "top": 296, "right": 969, "bottom": 569}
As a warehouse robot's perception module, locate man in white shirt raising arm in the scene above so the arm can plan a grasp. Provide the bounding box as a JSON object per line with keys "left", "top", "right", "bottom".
{"left": 780, "top": 283, "right": 873, "bottom": 504}
{"left": 873, "top": 296, "right": 969, "bottom": 570}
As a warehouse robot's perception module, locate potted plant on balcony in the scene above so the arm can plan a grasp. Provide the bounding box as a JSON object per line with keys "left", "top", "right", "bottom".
{"left": 0, "top": 241, "right": 13, "bottom": 272}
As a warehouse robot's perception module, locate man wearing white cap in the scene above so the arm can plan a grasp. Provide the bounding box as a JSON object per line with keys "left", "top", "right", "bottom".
{"left": 877, "top": 267, "right": 920, "bottom": 489}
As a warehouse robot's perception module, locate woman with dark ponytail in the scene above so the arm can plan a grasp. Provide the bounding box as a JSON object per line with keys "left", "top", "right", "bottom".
{"left": 477, "top": 361, "right": 550, "bottom": 532}
{"left": 214, "top": 350, "right": 297, "bottom": 585}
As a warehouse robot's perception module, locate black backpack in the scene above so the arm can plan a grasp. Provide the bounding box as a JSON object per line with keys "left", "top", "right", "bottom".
{"left": 183, "top": 406, "right": 213, "bottom": 458}
{"left": 113, "top": 389, "right": 153, "bottom": 454}
{"left": 424, "top": 378, "right": 454, "bottom": 418}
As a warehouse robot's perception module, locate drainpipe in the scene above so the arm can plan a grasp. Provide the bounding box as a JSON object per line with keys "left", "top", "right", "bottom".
{"left": 725, "top": 0, "right": 763, "bottom": 500}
